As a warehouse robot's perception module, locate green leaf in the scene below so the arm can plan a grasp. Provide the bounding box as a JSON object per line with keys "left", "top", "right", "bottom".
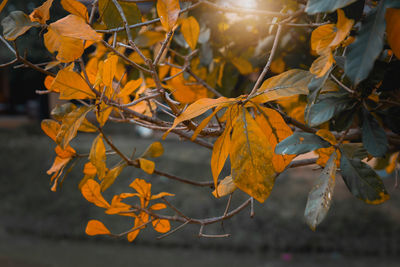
{"left": 305, "top": 152, "right": 337, "bottom": 231}
{"left": 344, "top": 1, "right": 387, "bottom": 85}
{"left": 339, "top": 153, "right": 390, "bottom": 204}
{"left": 306, "top": 0, "right": 357, "bottom": 14}
{"left": 307, "top": 93, "right": 353, "bottom": 127}
{"left": 275, "top": 132, "right": 332, "bottom": 155}
{"left": 98, "top": 0, "right": 141, "bottom": 39}
{"left": 339, "top": 143, "right": 368, "bottom": 160}
{"left": 56, "top": 105, "right": 93, "bottom": 149}
{"left": 362, "top": 109, "right": 388, "bottom": 157}
{"left": 1, "top": 11, "right": 39, "bottom": 41}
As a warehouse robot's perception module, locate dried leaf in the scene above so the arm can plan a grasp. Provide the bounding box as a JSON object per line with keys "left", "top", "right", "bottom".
{"left": 212, "top": 175, "right": 237, "bottom": 198}
{"left": 29, "top": 0, "right": 53, "bottom": 24}
{"left": 1, "top": 11, "right": 39, "bottom": 41}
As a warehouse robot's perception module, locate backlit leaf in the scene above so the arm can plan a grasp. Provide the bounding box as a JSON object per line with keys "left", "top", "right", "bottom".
{"left": 101, "top": 164, "right": 125, "bottom": 192}
{"left": 305, "top": 152, "right": 337, "bottom": 231}
{"left": 330, "top": 9, "right": 354, "bottom": 47}
{"left": 212, "top": 175, "right": 237, "bottom": 198}
{"left": 181, "top": 16, "right": 200, "bottom": 50}
{"left": 339, "top": 153, "right": 390, "bottom": 204}
{"left": 157, "top": 0, "right": 180, "bottom": 32}
{"left": 310, "top": 48, "right": 335, "bottom": 78}
{"left": 81, "top": 179, "right": 110, "bottom": 208}
{"left": 253, "top": 69, "right": 313, "bottom": 103}
{"left": 51, "top": 69, "right": 96, "bottom": 99}
{"left": 89, "top": 135, "right": 107, "bottom": 179}
{"left": 29, "top": 0, "right": 53, "bottom": 24}
{"left": 275, "top": 132, "right": 332, "bottom": 155}
{"left": 41, "top": 119, "right": 60, "bottom": 142}
{"left": 56, "top": 105, "right": 93, "bottom": 149}
{"left": 306, "top": 0, "right": 357, "bottom": 14}
{"left": 311, "top": 24, "right": 336, "bottom": 53}
{"left": 61, "top": 0, "right": 88, "bottom": 21}
{"left": 1, "top": 11, "right": 39, "bottom": 41}
{"left": 191, "top": 106, "right": 222, "bottom": 141}
{"left": 230, "top": 108, "right": 275, "bottom": 203}
{"left": 85, "top": 220, "right": 111, "bottom": 236}
{"left": 230, "top": 57, "right": 253, "bottom": 75}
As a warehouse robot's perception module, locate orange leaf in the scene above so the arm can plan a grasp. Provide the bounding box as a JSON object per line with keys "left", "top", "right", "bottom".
{"left": 310, "top": 48, "right": 335, "bottom": 78}
{"left": 141, "top": 142, "right": 164, "bottom": 158}
{"left": 311, "top": 24, "right": 335, "bottom": 53}
{"left": 89, "top": 135, "right": 107, "bottom": 180}
{"left": 81, "top": 179, "right": 110, "bottom": 208}
{"left": 117, "top": 78, "right": 143, "bottom": 97}
{"left": 181, "top": 16, "right": 200, "bottom": 50}
{"left": 101, "top": 164, "right": 125, "bottom": 192}
{"left": 230, "top": 107, "right": 276, "bottom": 203}
{"left": 254, "top": 105, "right": 295, "bottom": 173}
{"left": 157, "top": 0, "right": 180, "bottom": 32}
{"left": 55, "top": 145, "right": 76, "bottom": 158}
{"left": 47, "top": 156, "right": 70, "bottom": 176}
{"left": 96, "top": 102, "right": 113, "bottom": 127}
{"left": 129, "top": 178, "right": 151, "bottom": 207}
{"left": 330, "top": 9, "right": 354, "bottom": 48}
{"left": 191, "top": 106, "right": 222, "bottom": 141}
{"left": 150, "top": 203, "right": 167, "bottom": 210}
{"left": 102, "top": 54, "right": 118, "bottom": 89}
{"left": 386, "top": 8, "right": 400, "bottom": 59}
{"left": 138, "top": 158, "right": 155, "bottom": 174}
{"left": 44, "top": 75, "right": 55, "bottom": 91}
{"left": 152, "top": 219, "right": 170, "bottom": 233}
{"left": 0, "top": 0, "right": 8, "bottom": 15}
{"left": 163, "top": 97, "right": 235, "bottom": 138}
{"left": 85, "top": 220, "right": 111, "bottom": 236}
{"left": 150, "top": 192, "right": 175, "bottom": 200}
{"left": 83, "top": 162, "right": 97, "bottom": 176}
{"left": 270, "top": 57, "right": 285, "bottom": 74}
{"left": 51, "top": 69, "right": 96, "bottom": 99}
{"left": 41, "top": 119, "right": 60, "bottom": 142}
{"left": 212, "top": 175, "right": 237, "bottom": 198}
{"left": 61, "top": 0, "right": 89, "bottom": 21}
{"left": 29, "top": 0, "right": 53, "bottom": 24}
{"left": 230, "top": 57, "right": 254, "bottom": 75}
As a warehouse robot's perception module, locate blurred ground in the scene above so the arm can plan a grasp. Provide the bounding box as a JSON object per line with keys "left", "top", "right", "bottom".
{"left": 0, "top": 123, "right": 400, "bottom": 266}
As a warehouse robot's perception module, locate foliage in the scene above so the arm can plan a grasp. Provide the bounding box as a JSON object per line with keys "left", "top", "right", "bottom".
{"left": 1, "top": 0, "right": 400, "bottom": 241}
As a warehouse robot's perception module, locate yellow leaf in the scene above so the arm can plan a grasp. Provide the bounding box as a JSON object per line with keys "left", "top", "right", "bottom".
{"left": 141, "top": 142, "right": 164, "bottom": 158}
{"left": 330, "top": 9, "right": 354, "bottom": 48}
{"left": 41, "top": 119, "right": 60, "bottom": 142}
{"left": 61, "top": 0, "right": 89, "bottom": 21}
{"left": 0, "top": 0, "right": 8, "bottom": 15}
{"left": 102, "top": 54, "right": 118, "bottom": 89}
{"left": 181, "top": 16, "right": 200, "bottom": 50}
{"left": 51, "top": 69, "right": 96, "bottom": 99}
{"left": 138, "top": 158, "right": 155, "bottom": 174}
{"left": 89, "top": 135, "right": 107, "bottom": 179}
{"left": 191, "top": 106, "right": 222, "bottom": 141}
{"left": 230, "top": 57, "right": 253, "bottom": 75}
{"left": 56, "top": 105, "right": 93, "bottom": 149}
{"left": 29, "top": 0, "right": 53, "bottom": 24}
{"left": 96, "top": 102, "right": 113, "bottom": 127}
{"left": 44, "top": 15, "right": 101, "bottom": 62}
{"left": 163, "top": 97, "right": 235, "bottom": 138}
{"left": 117, "top": 78, "right": 143, "bottom": 97}
{"left": 157, "top": 0, "right": 180, "bottom": 32}
{"left": 310, "top": 48, "right": 335, "bottom": 78}
{"left": 81, "top": 179, "right": 110, "bottom": 208}
{"left": 211, "top": 106, "right": 238, "bottom": 190}
{"left": 311, "top": 24, "right": 335, "bottom": 53}
{"left": 253, "top": 69, "right": 313, "bottom": 103}
{"left": 270, "top": 57, "right": 285, "bottom": 74}
{"left": 101, "top": 164, "right": 125, "bottom": 192}
{"left": 386, "top": 8, "right": 400, "bottom": 59}
{"left": 212, "top": 175, "right": 237, "bottom": 198}
{"left": 78, "top": 119, "right": 97, "bottom": 132}
{"left": 85, "top": 220, "right": 110, "bottom": 236}
{"left": 254, "top": 105, "right": 295, "bottom": 173}
{"left": 230, "top": 108, "right": 276, "bottom": 203}
{"left": 152, "top": 219, "right": 170, "bottom": 233}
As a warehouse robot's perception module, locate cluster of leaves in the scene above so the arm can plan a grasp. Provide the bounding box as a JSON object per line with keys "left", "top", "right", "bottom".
{"left": 1, "top": 0, "right": 400, "bottom": 239}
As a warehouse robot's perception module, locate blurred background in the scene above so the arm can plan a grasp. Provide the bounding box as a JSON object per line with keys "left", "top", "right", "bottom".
{"left": 1, "top": 0, "right": 400, "bottom": 266}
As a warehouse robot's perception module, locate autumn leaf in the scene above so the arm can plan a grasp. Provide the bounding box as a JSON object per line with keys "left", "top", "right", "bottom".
{"left": 41, "top": 119, "right": 60, "bottom": 142}
{"left": 191, "top": 106, "right": 222, "bottom": 141}
{"left": 101, "top": 163, "right": 125, "bottom": 192}
{"left": 315, "top": 129, "right": 340, "bottom": 167}
{"left": 89, "top": 135, "right": 107, "bottom": 180}
{"left": 181, "top": 16, "right": 200, "bottom": 50}
{"left": 270, "top": 57, "right": 285, "bottom": 74}
{"left": 117, "top": 78, "right": 143, "bottom": 97}
{"left": 330, "top": 9, "right": 354, "bottom": 48}
{"left": 254, "top": 105, "right": 295, "bottom": 173}
{"left": 1, "top": 11, "right": 39, "bottom": 41}
{"left": 138, "top": 158, "right": 155, "bottom": 174}
{"left": 85, "top": 220, "right": 111, "bottom": 236}
{"left": 56, "top": 105, "right": 93, "bottom": 149}
{"left": 0, "top": 0, "right": 8, "bottom": 15}
{"left": 230, "top": 57, "right": 254, "bottom": 75}
{"left": 81, "top": 179, "right": 110, "bottom": 208}
{"left": 311, "top": 24, "right": 336, "bottom": 53}
{"left": 130, "top": 178, "right": 152, "bottom": 207}
{"left": 163, "top": 97, "right": 235, "bottom": 138}
{"left": 61, "top": 0, "right": 89, "bottom": 21}
{"left": 29, "top": 0, "right": 53, "bottom": 25}
{"left": 230, "top": 107, "right": 276, "bottom": 203}
{"left": 212, "top": 175, "right": 237, "bottom": 198}
{"left": 102, "top": 54, "right": 118, "bottom": 89}
{"left": 141, "top": 142, "right": 164, "bottom": 158}
{"left": 150, "top": 203, "right": 167, "bottom": 210}
{"left": 386, "top": 8, "right": 400, "bottom": 59}
{"left": 152, "top": 219, "right": 170, "bottom": 233}
{"left": 96, "top": 102, "right": 113, "bottom": 127}
{"left": 310, "top": 48, "right": 335, "bottom": 78}
{"left": 51, "top": 69, "right": 96, "bottom": 99}
{"left": 157, "top": 0, "right": 180, "bottom": 32}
